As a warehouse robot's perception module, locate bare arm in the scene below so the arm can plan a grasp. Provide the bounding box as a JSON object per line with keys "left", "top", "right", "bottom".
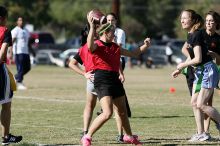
{"left": 86, "top": 14, "right": 97, "bottom": 52}
{"left": 118, "top": 63, "right": 125, "bottom": 83}
{"left": 207, "top": 51, "right": 220, "bottom": 65}
{"left": 8, "top": 46, "right": 13, "bottom": 60}
{"left": 68, "top": 58, "right": 94, "bottom": 80}
{"left": 121, "top": 38, "right": 151, "bottom": 58}
{"left": 68, "top": 59, "right": 85, "bottom": 76}
{"left": 181, "top": 42, "right": 189, "bottom": 57}
{"left": 0, "top": 43, "right": 9, "bottom": 63}
{"left": 177, "top": 45, "right": 202, "bottom": 70}
{"left": 8, "top": 37, "right": 16, "bottom": 60}
{"left": 12, "top": 37, "right": 16, "bottom": 44}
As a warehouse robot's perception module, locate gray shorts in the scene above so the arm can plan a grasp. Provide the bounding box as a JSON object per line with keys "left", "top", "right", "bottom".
{"left": 194, "top": 61, "right": 219, "bottom": 89}
{"left": 86, "top": 79, "right": 97, "bottom": 95}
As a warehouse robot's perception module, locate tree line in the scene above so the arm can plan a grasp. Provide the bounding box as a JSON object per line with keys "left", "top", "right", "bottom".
{"left": 1, "top": 0, "right": 220, "bottom": 42}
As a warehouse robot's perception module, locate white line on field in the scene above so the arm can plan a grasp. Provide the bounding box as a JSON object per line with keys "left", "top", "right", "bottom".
{"left": 13, "top": 123, "right": 71, "bottom": 129}
{"left": 14, "top": 96, "right": 85, "bottom": 103}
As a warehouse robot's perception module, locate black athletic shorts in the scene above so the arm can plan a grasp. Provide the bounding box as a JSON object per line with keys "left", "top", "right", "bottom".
{"left": 185, "top": 66, "right": 194, "bottom": 96}
{"left": 94, "top": 69, "right": 125, "bottom": 99}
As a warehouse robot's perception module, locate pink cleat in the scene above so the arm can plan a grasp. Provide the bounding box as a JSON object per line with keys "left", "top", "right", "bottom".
{"left": 81, "top": 135, "right": 92, "bottom": 146}
{"left": 123, "top": 135, "right": 142, "bottom": 145}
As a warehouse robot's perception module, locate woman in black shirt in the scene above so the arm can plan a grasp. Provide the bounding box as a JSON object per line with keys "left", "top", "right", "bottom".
{"left": 172, "top": 9, "right": 220, "bottom": 142}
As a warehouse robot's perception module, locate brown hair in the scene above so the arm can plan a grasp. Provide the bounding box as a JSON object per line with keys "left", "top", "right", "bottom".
{"left": 181, "top": 9, "right": 204, "bottom": 32}
{"left": 205, "top": 10, "right": 220, "bottom": 30}
{"left": 0, "top": 6, "right": 8, "bottom": 19}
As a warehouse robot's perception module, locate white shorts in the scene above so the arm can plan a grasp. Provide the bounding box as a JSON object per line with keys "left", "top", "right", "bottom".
{"left": 86, "top": 79, "right": 97, "bottom": 95}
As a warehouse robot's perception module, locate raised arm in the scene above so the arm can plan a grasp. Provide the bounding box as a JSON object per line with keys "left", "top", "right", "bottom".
{"left": 121, "top": 38, "right": 151, "bottom": 58}
{"left": 87, "top": 14, "right": 97, "bottom": 52}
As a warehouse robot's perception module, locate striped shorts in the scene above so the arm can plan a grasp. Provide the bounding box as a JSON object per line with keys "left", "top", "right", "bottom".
{"left": 0, "top": 63, "right": 13, "bottom": 104}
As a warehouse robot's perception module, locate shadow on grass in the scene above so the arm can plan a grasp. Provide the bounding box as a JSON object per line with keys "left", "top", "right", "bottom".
{"left": 139, "top": 137, "right": 220, "bottom": 145}
{"left": 16, "top": 143, "right": 37, "bottom": 146}
{"left": 16, "top": 143, "right": 81, "bottom": 146}
{"left": 16, "top": 138, "right": 219, "bottom": 146}
{"left": 131, "top": 115, "right": 194, "bottom": 119}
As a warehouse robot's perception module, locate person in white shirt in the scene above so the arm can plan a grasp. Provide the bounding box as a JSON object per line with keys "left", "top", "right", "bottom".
{"left": 106, "top": 12, "right": 132, "bottom": 143}
{"left": 107, "top": 13, "right": 126, "bottom": 68}
{"left": 11, "top": 16, "right": 30, "bottom": 90}
{"left": 165, "top": 45, "right": 173, "bottom": 65}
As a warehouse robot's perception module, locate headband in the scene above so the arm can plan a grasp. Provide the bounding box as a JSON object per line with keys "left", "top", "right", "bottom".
{"left": 98, "top": 23, "right": 113, "bottom": 35}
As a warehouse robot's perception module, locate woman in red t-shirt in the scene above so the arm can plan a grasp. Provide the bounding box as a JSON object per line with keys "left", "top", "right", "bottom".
{"left": 80, "top": 14, "right": 150, "bottom": 146}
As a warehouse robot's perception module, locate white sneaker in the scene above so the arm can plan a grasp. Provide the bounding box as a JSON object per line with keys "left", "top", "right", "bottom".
{"left": 16, "top": 82, "right": 27, "bottom": 90}
{"left": 188, "top": 133, "right": 209, "bottom": 142}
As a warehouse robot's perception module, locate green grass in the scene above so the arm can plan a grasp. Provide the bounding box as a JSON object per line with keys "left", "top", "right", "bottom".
{"left": 5, "top": 65, "right": 220, "bottom": 145}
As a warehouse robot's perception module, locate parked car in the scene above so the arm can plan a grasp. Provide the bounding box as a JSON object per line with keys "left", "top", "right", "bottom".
{"left": 35, "top": 49, "right": 62, "bottom": 65}
{"left": 150, "top": 39, "right": 186, "bottom": 64}
{"left": 143, "top": 45, "right": 168, "bottom": 67}
{"left": 54, "top": 48, "right": 79, "bottom": 67}
{"left": 29, "top": 32, "right": 55, "bottom": 49}
{"left": 167, "top": 39, "right": 186, "bottom": 64}
{"left": 64, "top": 37, "right": 81, "bottom": 49}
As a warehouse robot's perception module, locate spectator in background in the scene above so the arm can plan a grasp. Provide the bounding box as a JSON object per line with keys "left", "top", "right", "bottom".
{"left": 165, "top": 45, "right": 173, "bottom": 65}
{"left": 126, "top": 40, "right": 134, "bottom": 68}
{"left": 0, "top": 6, "right": 23, "bottom": 145}
{"left": 11, "top": 16, "right": 31, "bottom": 90}
{"left": 106, "top": 12, "right": 132, "bottom": 143}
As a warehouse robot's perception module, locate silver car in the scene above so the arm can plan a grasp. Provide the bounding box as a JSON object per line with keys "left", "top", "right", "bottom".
{"left": 35, "top": 49, "right": 62, "bottom": 65}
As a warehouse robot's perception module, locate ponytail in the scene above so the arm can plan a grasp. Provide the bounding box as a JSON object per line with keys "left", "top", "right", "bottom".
{"left": 191, "top": 13, "right": 204, "bottom": 32}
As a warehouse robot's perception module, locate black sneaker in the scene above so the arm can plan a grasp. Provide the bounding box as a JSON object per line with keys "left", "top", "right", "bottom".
{"left": 2, "top": 134, "right": 22, "bottom": 145}
{"left": 96, "top": 109, "right": 103, "bottom": 116}
{"left": 116, "top": 135, "right": 124, "bottom": 143}
{"left": 216, "top": 123, "right": 220, "bottom": 133}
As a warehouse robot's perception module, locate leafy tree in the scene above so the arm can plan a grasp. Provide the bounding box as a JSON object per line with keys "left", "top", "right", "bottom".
{"left": 1, "top": 0, "right": 220, "bottom": 41}
{"left": 0, "top": 0, "right": 51, "bottom": 30}
{"left": 121, "top": 0, "right": 183, "bottom": 41}
{"left": 49, "top": 0, "right": 111, "bottom": 38}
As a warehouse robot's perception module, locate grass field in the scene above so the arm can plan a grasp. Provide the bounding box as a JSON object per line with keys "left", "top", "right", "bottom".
{"left": 5, "top": 65, "right": 220, "bottom": 146}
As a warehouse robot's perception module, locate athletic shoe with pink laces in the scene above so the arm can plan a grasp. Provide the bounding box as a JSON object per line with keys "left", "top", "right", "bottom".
{"left": 123, "top": 135, "right": 142, "bottom": 145}
{"left": 81, "top": 135, "right": 92, "bottom": 146}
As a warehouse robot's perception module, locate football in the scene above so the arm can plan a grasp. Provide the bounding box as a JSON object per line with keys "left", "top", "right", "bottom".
{"left": 87, "top": 9, "right": 107, "bottom": 25}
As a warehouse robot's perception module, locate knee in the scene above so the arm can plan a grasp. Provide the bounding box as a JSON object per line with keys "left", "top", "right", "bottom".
{"left": 102, "top": 111, "right": 113, "bottom": 120}
{"left": 190, "top": 101, "right": 197, "bottom": 107}
{"left": 197, "top": 103, "right": 206, "bottom": 111}
{"left": 2, "top": 102, "right": 11, "bottom": 111}
{"left": 85, "top": 102, "right": 96, "bottom": 110}
{"left": 116, "top": 111, "right": 127, "bottom": 118}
